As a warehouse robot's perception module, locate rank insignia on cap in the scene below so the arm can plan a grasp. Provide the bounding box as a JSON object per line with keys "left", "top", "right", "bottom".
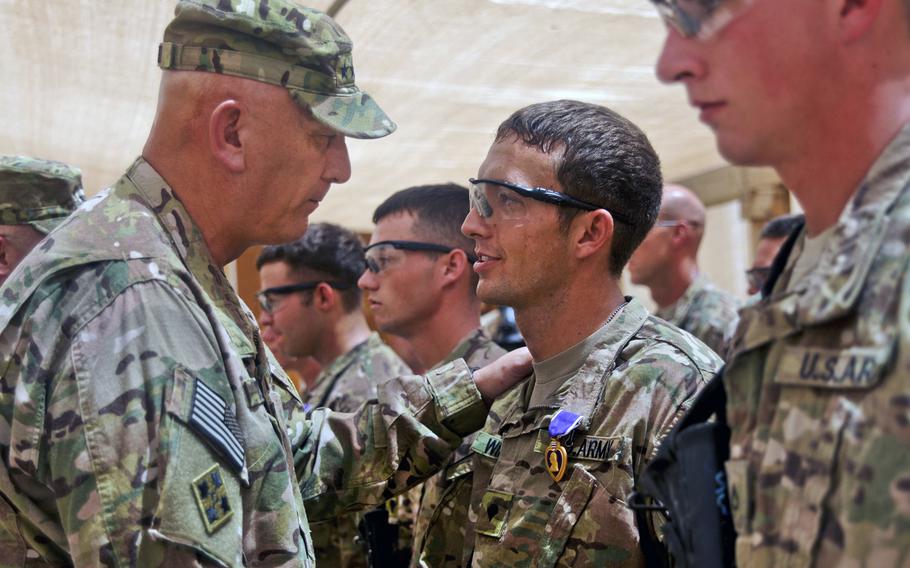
{"left": 192, "top": 464, "right": 233, "bottom": 534}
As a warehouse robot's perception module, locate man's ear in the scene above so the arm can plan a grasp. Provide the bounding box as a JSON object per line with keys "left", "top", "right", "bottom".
{"left": 838, "top": 0, "right": 884, "bottom": 42}
{"left": 0, "top": 236, "right": 12, "bottom": 280}
{"left": 313, "top": 283, "right": 337, "bottom": 312}
{"left": 440, "top": 250, "right": 470, "bottom": 286}
{"left": 574, "top": 210, "right": 614, "bottom": 260}
{"left": 209, "top": 100, "right": 246, "bottom": 173}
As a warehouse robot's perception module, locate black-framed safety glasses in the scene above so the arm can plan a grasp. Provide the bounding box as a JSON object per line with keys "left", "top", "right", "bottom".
{"left": 364, "top": 240, "right": 477, "bottom": 274}
{"left": 468, "top": 178, "right": 633, "bottom": 225}
{"left": 256, "top": 281, "right": 353, "bottom": 313}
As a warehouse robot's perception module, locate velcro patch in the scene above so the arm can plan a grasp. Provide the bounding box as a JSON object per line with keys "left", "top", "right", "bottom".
{"left": 775, "top": 346, "right": 888, "bottom": 389}
{"left": 470, "top": 431, "right": 503, "bottom": 459}
{"left": 192, "top": 464, "right": 233, "bottom": 534}
{"left": 190, "top": 379, "right": 245, "bottom": 474}
{"left": 534, "top": 431, "right": 625, "bottom": 463}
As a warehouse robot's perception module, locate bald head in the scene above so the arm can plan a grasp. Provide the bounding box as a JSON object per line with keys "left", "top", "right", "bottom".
{"left": 660, "top": 184, "right": 705, "bottom": 249}
{"left": 660, "top": 184, "right": 705, "bottom": 227}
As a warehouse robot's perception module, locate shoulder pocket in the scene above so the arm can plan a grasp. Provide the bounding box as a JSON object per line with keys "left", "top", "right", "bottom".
{"left": 146, "top": 367, "right": 245, "bottom": 567}
{"left": 166, "top": 368, "right": 246, "bottom": 475}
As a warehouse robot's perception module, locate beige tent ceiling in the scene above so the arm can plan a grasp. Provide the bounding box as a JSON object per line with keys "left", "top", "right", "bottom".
{"left": 1, "top": 0, "right": 735, "bottom": 232}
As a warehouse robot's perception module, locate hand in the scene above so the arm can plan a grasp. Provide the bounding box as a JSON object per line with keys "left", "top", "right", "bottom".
{"left": 473, "top": 347, "right": 532, "bottom": 404}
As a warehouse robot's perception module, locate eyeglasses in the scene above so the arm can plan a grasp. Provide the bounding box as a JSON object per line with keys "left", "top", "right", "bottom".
{"left": 468, "top": 178, "right": 633, "bottom": 225}
{"left": 650, "top": 0, "right": 753, "bottom": 40}
{"left": 256, "top": 281, "right": 352, "bottom": 313}
{"left": 363, "top": 240, "right": 477, "bottom": 274}
{"left": 745, "top": 266, "right": 772, "bottom": 292}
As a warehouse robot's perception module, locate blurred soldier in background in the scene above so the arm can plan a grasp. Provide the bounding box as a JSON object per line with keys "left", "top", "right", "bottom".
{"left": 645, "top": 0, "right": 910, "bottom": 563}
{"left": 258, "top": 223, "right": 410, "bottom": 568}
{"left": 358, "top": 184, "right": 506, "bottom": 566}
{"left": 745, "top": 213, "right": 804, "bottom": 296}
{"left": 628, "top": 184, "right": 740, "bottom": 355}
{"left": 0, "top": 156, "right": 84, "bottom": 285}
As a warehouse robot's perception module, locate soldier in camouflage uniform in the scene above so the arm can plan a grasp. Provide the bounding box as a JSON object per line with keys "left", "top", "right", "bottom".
{"left": 0, "top": 156, "right": 84, "bottom": 286}
{"left": 628, "top": 184, "right": 740, "bottom": 356}
{"left": 459, "top": 100, "right": 722, "bottom": 566}
{"left": 650, "top": 0, "right": 910, "bottom": 564}
{"left": 357, "top": 184, "right": 509, "bottom": 566}
{"left": 0, "top": 2, "right": 532, "bottom": 566}
{"left": 257, "top": 223, "right": 411, "bottom": 567}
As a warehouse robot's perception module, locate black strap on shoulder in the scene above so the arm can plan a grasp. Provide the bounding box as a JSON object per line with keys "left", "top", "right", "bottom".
{"left": 761, "top": 218, "right": 805, "bottom": 298}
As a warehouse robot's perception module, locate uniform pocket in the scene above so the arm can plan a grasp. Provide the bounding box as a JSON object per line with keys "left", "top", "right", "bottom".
{"left": 536, "top": 465, "right": 597, "bottom": 568}
{"left": 144, "top": 368, "right": 245, "bottom": 568}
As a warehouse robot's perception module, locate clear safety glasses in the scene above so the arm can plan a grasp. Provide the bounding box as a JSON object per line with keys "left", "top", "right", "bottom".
{"left": 363, "top": 240, "right": 477, "bottom": 274}
{"left": 468, "top": 178, "right": 633, "bottom": 225}
{"left": 650, "top": 0, "right": 753, "bottom": 40}
{"left": 256, "top": 281, "right": 352, "bottom": 313}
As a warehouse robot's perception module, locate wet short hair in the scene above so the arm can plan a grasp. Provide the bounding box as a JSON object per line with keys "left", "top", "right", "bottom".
{"left": 495, "top": 100, "right": 663, "bottom": 276}
{"left": 372, "top": 184, "right": 478, "bottom": 285}
{"left": 257, "top": 222, "right": 365, "bottom": 312}
{"left": 759, "top": 213, "right": 804, "bottom": 240}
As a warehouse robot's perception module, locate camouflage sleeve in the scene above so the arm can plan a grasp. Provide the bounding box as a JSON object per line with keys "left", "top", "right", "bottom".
{"left": 295, "top": 360, "right": 491, "bottom": 522}
{"left": 52, "top": 279, "right": 246, "bottom": 566}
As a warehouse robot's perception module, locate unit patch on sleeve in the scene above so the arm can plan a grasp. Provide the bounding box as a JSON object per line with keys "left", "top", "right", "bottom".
{"left": 192, "top": 463, "right": 233, "bottom": 534}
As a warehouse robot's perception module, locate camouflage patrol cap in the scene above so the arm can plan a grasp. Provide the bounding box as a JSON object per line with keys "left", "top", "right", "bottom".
{"left": 158, "top": 0, "right": 396, "bottom": 139}
{"left": 0, "top": 156, "right": 85, "bottom": 234}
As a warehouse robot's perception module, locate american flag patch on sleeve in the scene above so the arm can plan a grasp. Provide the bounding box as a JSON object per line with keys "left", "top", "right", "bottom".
{"left": 189, "top": 378, "right": 246, "bottom": 474}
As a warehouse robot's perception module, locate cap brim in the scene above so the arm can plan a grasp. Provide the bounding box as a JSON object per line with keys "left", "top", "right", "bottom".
{"left": 28, "top": 217, "right": 62, "bottom": 235}
{"left": 291, "top": 89, "right": 397, "bottom": 140}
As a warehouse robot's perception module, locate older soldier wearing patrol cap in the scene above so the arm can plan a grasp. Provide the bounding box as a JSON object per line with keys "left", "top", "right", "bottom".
{"left": 458, "top": 99, "right": 722, "bottom": 566}
{"left": 0, "top": 156, "right": 84, "bottom": 285}
{"left": 0, "top": 1, "right": 530, "bottom": 566}
{"left": 645, "top": 0, "right": 910, "bottom": 564}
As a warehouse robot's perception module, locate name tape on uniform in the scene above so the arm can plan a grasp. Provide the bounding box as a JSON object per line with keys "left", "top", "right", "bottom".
{"left": 776, "top": 345, "right": 888, "bottom": 389}
{"left": 533, "top": 430, "right": 625, "bottom": 463}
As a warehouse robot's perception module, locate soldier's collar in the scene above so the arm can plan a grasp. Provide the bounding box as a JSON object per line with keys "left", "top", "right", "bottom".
{"left": 518, "top": 298, "right": 647, "bottom": 430}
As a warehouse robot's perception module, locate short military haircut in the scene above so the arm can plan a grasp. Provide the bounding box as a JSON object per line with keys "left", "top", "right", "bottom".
{"left": 759, "top": 213, "right": 805, "bottom": 240}
{"left": 372, "top": 183, "right": 476, "bottom": 258}
{"left": 495, "top": 100, "right": 663, "bottom": 277}
{"left": 256, "top": 222, "right": 365, "bottom": 312}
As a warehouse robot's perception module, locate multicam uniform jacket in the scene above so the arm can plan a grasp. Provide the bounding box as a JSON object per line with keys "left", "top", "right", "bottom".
{"left": 410, "top": 329, "right": 508, "bottom": 567}
{"left": 0, "top": 158, "right": 488, "bottom": 567}
{"left": 305, "top": 333, "right": 411, "bottom": 568}
{"left": 467, "top": 299, "right": 721, "bottom": 567}
{"left": 724, "top": 124, "right": 910, "bottom": 566}
{"left": 656, "top": 275, "right": 740, "bottom": 357}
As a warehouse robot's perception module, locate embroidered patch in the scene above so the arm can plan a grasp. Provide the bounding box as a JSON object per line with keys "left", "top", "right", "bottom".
{"left": 192, "top": 464, "right": 233, "bottom": 534}
{"left": 190, "top": 379, "right": 245, "bottom": 473}
{"left": 775, "top": 346, "right": 888, "bottom": 389}
{"left": 470, "top": 431, "right": 503, "bottom": 459}
{"left": 534, "top": 431, "right": 625, "bottom": 463}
